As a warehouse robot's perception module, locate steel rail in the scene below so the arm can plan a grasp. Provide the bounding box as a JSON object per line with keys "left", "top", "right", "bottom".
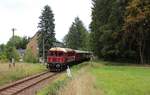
{"left": 0, "top": 71, "right": 57, "bottom": 95}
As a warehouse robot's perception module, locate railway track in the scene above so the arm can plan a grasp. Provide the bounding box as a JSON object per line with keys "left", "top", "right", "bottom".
{"left": 0, "top": 71, "right": 57, "bottom": 95}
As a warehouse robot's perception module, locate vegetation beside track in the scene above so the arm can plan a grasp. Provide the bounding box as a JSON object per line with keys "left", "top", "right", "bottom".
{"left": 0, "top": 63, "right": 46, "bottom": 86}
{"left": 37, "top": 74, "right": 67, "bottom": 95}
{"left": 38, "top": 60, "right": 150, "bottom": 95}
{"left": 37, "top": 62, "right": 88, "bottom": 95}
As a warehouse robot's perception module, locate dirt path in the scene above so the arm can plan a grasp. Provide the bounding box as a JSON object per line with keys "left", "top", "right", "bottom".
{"left": 58, "top": 67, "right": 102, "bottom": 95}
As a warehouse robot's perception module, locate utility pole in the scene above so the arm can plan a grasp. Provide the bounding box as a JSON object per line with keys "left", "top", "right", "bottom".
{"left": 43, "top": 37, "right": 45, "bottom": 64}
{"left": 12, "top": 28, "right": 16, "bottom": 67}
{"left": 12, "top": 28, "right": 16, "bottom": 46}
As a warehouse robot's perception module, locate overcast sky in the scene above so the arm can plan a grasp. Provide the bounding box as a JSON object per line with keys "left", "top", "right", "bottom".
{"left": 0, "top": 0, "right": 92, "bottom": 44}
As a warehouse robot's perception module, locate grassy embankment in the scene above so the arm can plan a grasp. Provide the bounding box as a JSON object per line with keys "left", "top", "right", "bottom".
{"left": 37, "top": 63, "right": 88, "bottom": 95}
{"left": 0, "top": 63, "right": 47, "bottom": 86}
{"left": 37, "top": 60, "right": 150, "bottom": 95}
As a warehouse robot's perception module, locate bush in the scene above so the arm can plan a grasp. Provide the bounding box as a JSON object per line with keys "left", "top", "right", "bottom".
{"left": 24, "top": 48, "right": 38, "bottom": 63}
{"left": 0, "top": 53, "right": 8, "bottom": 63}
{"left": 5, "top": 46, "right": 20, "bottom": 62}
{"left": 12, "top": 47, "right": 20, "bottom": 61}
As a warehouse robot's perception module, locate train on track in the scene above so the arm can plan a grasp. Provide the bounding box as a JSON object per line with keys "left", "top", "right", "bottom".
{"left": 46, "top": 47, "right": 92, "bottom": 71}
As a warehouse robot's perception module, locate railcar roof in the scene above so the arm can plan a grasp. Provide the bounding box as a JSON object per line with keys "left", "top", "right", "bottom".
{"left": 74, "top": 50, "right": 91, "bottom": 54}
{"left": 49, "top": 47, "right": 74, "bottom": 52}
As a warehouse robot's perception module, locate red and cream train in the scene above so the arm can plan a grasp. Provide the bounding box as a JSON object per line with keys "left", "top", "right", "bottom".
{"left": 47, "top": 47, "right": 92, "bottom": 71}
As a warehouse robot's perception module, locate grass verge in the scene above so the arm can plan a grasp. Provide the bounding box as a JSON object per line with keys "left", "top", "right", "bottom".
{"left": 37, "top": 74, "right": 68, "bottom": 95}
{"left": 38, "top": 60, "right": 150, "bottom": 95}
{"left": 37, "top": 62, "right": 89, "bottom": 95}
{"left": 0, "top": 63, "right": 47, "bottom": 86}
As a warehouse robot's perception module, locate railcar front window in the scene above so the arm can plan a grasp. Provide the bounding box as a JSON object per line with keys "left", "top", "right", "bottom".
{"left": 48, "top": 51, "right": 64, "bottom": 56}
{"left": 58, "top": 52, "right": 63, "bottom": 56}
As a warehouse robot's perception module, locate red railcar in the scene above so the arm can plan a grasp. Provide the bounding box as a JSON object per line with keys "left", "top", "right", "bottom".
{"left": 47, "top": 47, "right": 91, "bottom": 71}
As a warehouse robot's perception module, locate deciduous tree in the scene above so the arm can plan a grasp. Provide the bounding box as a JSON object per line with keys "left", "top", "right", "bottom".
{"left": 124, "top": 0, "right": 150, "bottom": 64}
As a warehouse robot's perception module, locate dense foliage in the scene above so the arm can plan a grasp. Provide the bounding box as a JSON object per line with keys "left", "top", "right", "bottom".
{"left": 90, "top": 0, "right": 150, "bottom": 63}
{"left": 0, "top": 44, "right": 8, "bottom": 62}
{"left": 23, "top": 48, "right": 38, "bottom": 63}
{"left": 0, "top": 36, "right": 29, "bottom": 62}
{"left": 7, "top": 36, "right": 29, "bottom": 49}
{"left": 38, "top": 5, "right": 56, "bottom": 60}
{"left": 90, "top": 0, "right": 128, "bottom": 60}
{"left": 124, "top": 0, "right": 150, "bottom": 64}
{"left": 63, "top": 17, "right": 89, "bottom": 50}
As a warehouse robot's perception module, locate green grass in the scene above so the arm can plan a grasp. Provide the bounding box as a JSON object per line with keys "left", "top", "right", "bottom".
{"left": 37, "top": 62, "right": 89, "bottom": 95}
{"left": 37, "top": 61, "right": 150, "bottom": 95}
{"left": 90, "top": 61, "right": 150, "bottom": 95}
{"left": 0, "top": 63, "right": 47, "bottom": 86}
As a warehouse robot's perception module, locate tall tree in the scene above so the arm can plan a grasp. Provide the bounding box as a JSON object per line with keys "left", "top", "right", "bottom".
{"left": 64, "top": 17, "right": 88, "bottom": 50}
{"left": 38, "top": 5, "right": 56, "bottom": 59}
{"left": 124, "top": 0, "right": 150, "bottom": 64}
{"left": 90, "top": 0, "right": 128, "bottom": 60}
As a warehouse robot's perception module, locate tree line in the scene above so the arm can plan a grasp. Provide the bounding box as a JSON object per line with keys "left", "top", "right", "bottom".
{"left": 0, "top": 1, "right": 149, "bottom": 64}
{"left": 90, "top": 0, "right": 150, "bottom": 64}
{"left": 63, "top": 0, "right": 150, "bottom": 64}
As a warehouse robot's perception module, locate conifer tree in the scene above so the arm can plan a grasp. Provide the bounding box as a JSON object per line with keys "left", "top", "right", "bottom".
{"left": 64, "top": 17, "right": 88, "bottom": 50}
{"left": 38, "top": 5, "right": 56, "bottom": 59}
{"left": 90, "top": 0, "right": 128, "bottom": 60}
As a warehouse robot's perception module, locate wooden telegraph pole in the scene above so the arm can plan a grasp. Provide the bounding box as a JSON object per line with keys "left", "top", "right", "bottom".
{"left": 12, "top": 28, "right": 16, "bottom": 67}
{"left": 43, "top": 37, "right": 45, "bottom": 64}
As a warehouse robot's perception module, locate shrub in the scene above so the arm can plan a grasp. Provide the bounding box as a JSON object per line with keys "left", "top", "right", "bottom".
{"left": 24, "top": 48, "right": 38, "bottom": 63}
{"left": 12, "top": 47, "right": 20, "bottom": 61}
{"left": 0, "top": 53, "right": 8, "bottom": 63}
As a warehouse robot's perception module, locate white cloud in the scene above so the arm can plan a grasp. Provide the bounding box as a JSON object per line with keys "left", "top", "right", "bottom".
{"left": 0, "top": 0, "right": 92, "bottom": 44}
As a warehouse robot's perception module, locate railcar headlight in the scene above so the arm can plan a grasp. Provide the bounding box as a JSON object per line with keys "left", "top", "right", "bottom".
{"left": 56, "top": 64, "right": 60, "bottom": 68}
